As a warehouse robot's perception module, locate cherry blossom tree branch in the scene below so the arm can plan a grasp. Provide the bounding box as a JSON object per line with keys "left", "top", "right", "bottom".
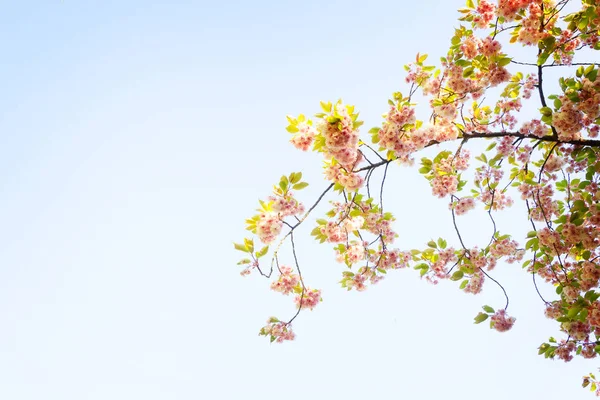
{"left": 287, "top": 231, "right": 305, "bottom": 325}
{"left": 462, "top": 132, "right": 600, "bottom": 147}
{"left": 480, "top": 268, "right": 510, "bottom": 311}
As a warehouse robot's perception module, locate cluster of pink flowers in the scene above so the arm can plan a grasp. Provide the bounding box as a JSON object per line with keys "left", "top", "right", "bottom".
{"left": 256, "top": 211, "right": 283, "bottom": 244}
{"left": 474, "top": 166, "right": 514, "bottom": 210}
{"left": 344, "top": 216, "right": 365, "bottom": 233}
{"left": 290, "top": 122, "right": 318, "bottom": 151}
{"left": 378, "top": 102, "right": 461, "bottom": 164}
{"left": 467, "top": 248, "right": 492, "bottom": 270}
{"left": 544, "top": 302, "right": 562, "bottom": 319}
{"left": 543, "top": 154, "right": 566, "bottom": 173}
{"left": 464, "top": 269, "right": 485, "bottom": 294}
{"left": 404, "top": 64, "right": 430, "bottom": 85}
{"left": 269, "top": 192, "right": 305, "bottom": 217}
{"left": 563, "top": 320, "right": 591, "bottom": 341}
{"left": 378, "top": 104, "right": 418, "bottom": 160}
{"left": 496, "top": 135, "right": 517, "bottom": 156}
{"left": 515, "top": 145, "right": 532, "bottom": 164}
{"left": 490, "top": 309, "right": 516, "bottom": 332}
{"left": 450, "top": 197, "right": 476, "bottom": 215}
{"left": 289, "top": 104, "right": 365, "bottom": 192}
{"left": 562, "top": 222, "right": 599, "bottom": 250}
{"left": 480, "top": 186, "right": 514, "bottom": 210}
{"left": 337, "top": 172, "right": 365, "bottom": 192}
{"left": 581, "top": 344, "right": 597, "bottom": 359}
{"left": 581, "top": 261, "right": 600, "bottom": 286}
{"left": 461, "top": 36, "right": 482, "bottom": 59}
{"left": 489, "top": 237, "right": 523, "bottom": 263}
{"left": 555, "top": 340, "right": 576, "bottom": 362}
{"left": 578, "top": 77, "right": 600, "bottom": 120}
{"left": 536, "top": 227, "right": 562, "bottom": 251}
{"left": 497, "top": 0, "right": 537, "bottom": 22}
{"left": 370, "top": 248, "right": 412, "bottom": 270}
{"left": 446, "top": 64, "right": 481, "bottom": 94}
{"left": 562, "top": 285, "right": 580, "bottom": 302}
{"left": 553, "top": 103, "right": 583, "bottom": 141}
{"left": 320, "top": 221, "right": 348, "bottom": 243}
{"left": 320, "top": 104, "right": 361, "bottom": 167}
{"left": 517, "top": 183, "right": 557, "bottom": 220}
{"left": 240, "top": 259, "right": 259, "bottom": 277}
{"left": 434, "top": 102, "right": 458, "bottom": 120}
{"left": 582, "top": 25, "right": 600, "bottom": 48}
{"left": 480, "top": 37, "right": 502, "bottom": 57}
{"left": 520, "top": 119, "right": 548, "bottom": 137}
{"left": 345, "top": 273, "right": 368, "bottom": 291}
{"left": 461, "top": 36, "right": 502, "bottom": 60}
{"left": 323, "top": 156, "right": 365, "bottom": 192}
{"left": 497, "top": 98, "right": 522, "bottom": 114}
{"left": 294, "top": 288, "right": 322, "bottom": 310}
{"left": 516, "top": 1, "right": 551, "bottom": 46}
{"left": 422, "top": 77, "right": 441, "bottom": 95}
{"left": 254, "top": 190, "right": 306, "bottom": 245}
{"left": 553, "top": 29, "right": 580, "bottom": 65}
{"left": 486, "top": 64, "right": 512, "bottom": 87}
{"left": 363, "top": 214, "right": 396, "bottom": 243}
{"left": 336, "top": 241, "right": 367, "bottom": 265}
{"left": 473, "top": 0, "right": 496, "bottom": 29}
{"left": 588, "top": 302, "right": 600, "bottom": 329}
{"left": 521, "top": 74, "right": 537, "bottom": 99}
{"left": 428, "top": 151, "right": 470, "bottom": 198}
{"left": 270, "top": 266, "right": 300, "bottom": 295}
{"left": 424, "top": 248, "right": 458, "bottom": 284}
{"left": 260, "top": 319, "right": 296, "bottom": 343}
{"left": 431, "top": 175, "right": 459, "bottom": 198}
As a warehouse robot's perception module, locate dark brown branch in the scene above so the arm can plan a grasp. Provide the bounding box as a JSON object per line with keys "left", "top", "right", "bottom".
{"left": 462, "top": 131, "right": 600, "bottom": 147}
{"left": 286, "top": 232, "right": 306, "bottom": 325}
{"left": 480, "top": 268, "right": 510, "bottom": 310}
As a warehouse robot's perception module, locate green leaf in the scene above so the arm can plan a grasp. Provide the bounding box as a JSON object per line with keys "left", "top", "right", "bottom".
{"left": 234, "top": 242, "right": 249, "bottom": 252}
{"left": 450, "top": 270, "right": 464, "bottom": 281}
{"left": 289, "top": 172, "right": 302, "bottom": 184}
{"left": 320, "top": 101, "right": 332, "bottom": 113}
{"left": 293, "top": 182, "right": 309, "bottom": 190}
{"left": 243, "top": 238, "right": 254, "bottom": 253}
{"left": 256, "top": 246, "right": 269, "bottom": 258}
{"left": 474, "top": 312, "right": 489, "bottom": 324}
{"left": 483, "top": 305, "right": 495, "bottom": 313}
{"left": 497, "top": 57, "right": 511, "bottom": 67}
{"left": 537, "top": 52, "right": 550, "bottom": 65}
{"left": 568, "top": 306, "right": 582, "bottom": 318}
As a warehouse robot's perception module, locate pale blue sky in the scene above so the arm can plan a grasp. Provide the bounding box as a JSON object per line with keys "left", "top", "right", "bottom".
{"left": 0, "top": 0, "right": 595, "bottom": 399}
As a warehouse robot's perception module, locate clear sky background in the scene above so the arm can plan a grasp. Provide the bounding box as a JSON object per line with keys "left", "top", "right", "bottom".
{"left": 0, "top": 0, "right": 597, "bottom": 399}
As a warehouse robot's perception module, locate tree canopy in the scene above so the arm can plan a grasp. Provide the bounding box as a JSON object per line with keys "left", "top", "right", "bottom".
{"left": 235, "top": 0, "right": 600, "bottom": 394}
